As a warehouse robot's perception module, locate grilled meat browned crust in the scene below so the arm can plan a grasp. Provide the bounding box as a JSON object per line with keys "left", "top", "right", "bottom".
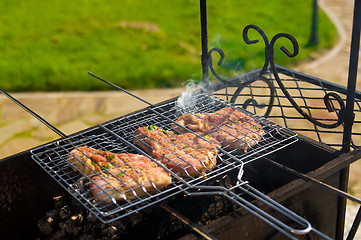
{"left": 133, "top": 125, "right": 220, "bottom": 178}
{"left": 67, "top": 147, "right": 172, "bottom": 203}
{"left": 172, "top": 107, "right": 265, "bottom": 150}
{"left": 67, "top": 146, "right": 110, "bottom": 176}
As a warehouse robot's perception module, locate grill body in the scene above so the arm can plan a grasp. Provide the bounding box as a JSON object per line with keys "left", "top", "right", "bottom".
{"left": 0, "top": 108, "right": 354, "bottom": 239}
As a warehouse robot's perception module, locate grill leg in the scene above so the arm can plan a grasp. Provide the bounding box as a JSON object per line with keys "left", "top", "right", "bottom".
{"left": 336, "top": 167, "right": 349, "bottom": 239}
{"left": 346, "top": 205, "right": 361, "bottom": 240}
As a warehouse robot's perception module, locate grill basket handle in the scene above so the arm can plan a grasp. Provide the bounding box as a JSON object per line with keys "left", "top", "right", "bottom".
{"left": 186, "top": 183, "right": 332, "bottom": 240}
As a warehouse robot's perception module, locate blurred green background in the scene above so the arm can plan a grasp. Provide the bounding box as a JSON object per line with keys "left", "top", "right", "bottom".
{"left": 0, "top": 0, "right": 336, "bottom": 92}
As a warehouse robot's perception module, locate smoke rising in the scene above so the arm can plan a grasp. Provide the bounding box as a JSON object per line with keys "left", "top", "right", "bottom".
{"left": 176, "top": 80, "right": 201, "bottom": 109}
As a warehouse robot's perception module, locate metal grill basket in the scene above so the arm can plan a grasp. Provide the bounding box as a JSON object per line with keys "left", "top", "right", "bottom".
{"left": 31, "top": 93, "right": 300, "bottom": 229}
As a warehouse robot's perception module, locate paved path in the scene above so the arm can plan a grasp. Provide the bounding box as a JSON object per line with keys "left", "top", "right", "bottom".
{"left": 0, "top": 89, "right": 184, "bottom": 158}
{"left": 297, "top": 0, "right": 353, "bottom": 85}
{"left": 0, "top": 0, "right": 360, "bottom": 237}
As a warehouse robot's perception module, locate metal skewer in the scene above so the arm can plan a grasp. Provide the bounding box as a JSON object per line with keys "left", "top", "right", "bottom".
{"left": 88, "top": 72, "right": 154, "bottom": 107}
{"left": 0, "top": 88, "right": 67, "bottom": 138}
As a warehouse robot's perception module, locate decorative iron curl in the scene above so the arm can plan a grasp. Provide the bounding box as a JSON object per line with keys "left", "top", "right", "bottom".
{"left": 206, "top": 39, "right": 276, "bottom": 116}
{"left": 230, "top": 77, "right": 275, "bottom": 118}
{"left": 207, "top": 47, "right": 228, "bottom": 84}
{"left": 243, "top": 24, "right": 346, "bottom": 129}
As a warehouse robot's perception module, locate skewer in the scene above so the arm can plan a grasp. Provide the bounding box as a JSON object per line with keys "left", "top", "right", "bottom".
{"left": 264, "top": 157, "right": 361, "bottom": 204}
{"left": 0, "top": 88, "right": 67, "bottom": 138}
{"left": 88, "top": 72, "right": 154, "bottom": 107}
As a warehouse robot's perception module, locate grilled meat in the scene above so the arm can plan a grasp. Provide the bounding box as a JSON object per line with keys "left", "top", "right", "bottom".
{"left": 172, "top": 107, "right": 265, "bottom": 150}
{"left": 67, "top": 146, "right": 110, "bottom": 176}
{"left": 133, "top": 125, "right": 220, "bottom": 178}
{"left": 209, "top": 122, "right": 263, "bottom": 150}
{"left": 67, "top": 147, "right": 172, "bottom": 203}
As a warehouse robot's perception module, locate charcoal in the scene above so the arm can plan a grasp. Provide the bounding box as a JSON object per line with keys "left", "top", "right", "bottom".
{"left": 69, "top": 194, "right": 85, "bottom": 214}
{"left": 53, "top": 195, "right": 66, "bottom": 209}
{"left": 37, "top": 217, "right": 54, "bottom": 236}
{"left": 59, "top": 205, "right": 71, "bottom": 219}
{"left": 103, "top": 226, "right": 117, "bottom": 238}
{"left": 79, "top": 234, "right": 95, "bottom": 240}
{"left": 50, "top": 228, "right": 65, "bottom": 240}
{"left": 71, "top": 213, "right": 84, "bottom": 226}
{"left": 86, "top": 213, "right": 98, "bottom": 224}
{"left": 46, "top": 209, "right": 60, "bottom": 219}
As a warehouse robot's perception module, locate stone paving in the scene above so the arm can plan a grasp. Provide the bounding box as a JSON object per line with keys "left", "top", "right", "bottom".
{"left": 1, "top": 0, "right": 361, "bottom": 237}
{"left": 0, "top": 89, "right": 183, "bottom": 158}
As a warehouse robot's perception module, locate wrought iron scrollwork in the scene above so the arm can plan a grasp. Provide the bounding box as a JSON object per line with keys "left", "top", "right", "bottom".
{"left": 229, "top": 76, "right": 275, "bottom": 117}
{"left": 243, "top": 24, "right": 346, "bottom": 129}
{"left": 206, "top": 39, "right": 276, "bottom": 117}
{"left": 207, "top": 47, "right": 228, "bottom": 84}
{"left": 207, "top": 24, "right": 346, "bottom": 129}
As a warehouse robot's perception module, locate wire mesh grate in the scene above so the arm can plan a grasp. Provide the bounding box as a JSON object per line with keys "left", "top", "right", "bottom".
{"left": 212, "top": 66, "right": 361, "bottom": 150}
{"left": 31, "top": 93, "right": 298, "bottom": 223}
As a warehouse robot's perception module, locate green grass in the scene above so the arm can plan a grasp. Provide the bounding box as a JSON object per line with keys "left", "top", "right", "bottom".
{"left": 0, "top": 0, "right": 336, "bottom": 92}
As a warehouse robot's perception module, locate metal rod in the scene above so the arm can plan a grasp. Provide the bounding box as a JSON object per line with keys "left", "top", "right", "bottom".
{"left": 264, "top": 157, "right": 361, "bottom": 205}
{"left": 339, "top": 0, "right": 361, "bottom": 238}
{"left": 276, "top": 65, "right": 361, "bottom": 99}
{"left": 342, "top": 0, "right": 361, "bottom": 153}
{"left": 346, "top": 205, "right": 361, "bottom": 240}
{"left": 88, "top": 72, "right": 154, "bottom": 107}
{"left": 307, "top": 0, "right": 319, "bottom": 46}
{"left": 200, "top": 0, "right": 210, "bottom": 88}
{"left": 337, "top": 167, "right": 350, "bottom": 240}
{"left": 0, "top": 89, "right": 67, "bottom": 138}
{"left": 265, "top": 155, "right": 361, "bottom": 239}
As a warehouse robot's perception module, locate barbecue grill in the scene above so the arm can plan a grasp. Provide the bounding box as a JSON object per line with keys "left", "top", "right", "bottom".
{"left": 1, "top": 1, "right": 361, "bottom": 239}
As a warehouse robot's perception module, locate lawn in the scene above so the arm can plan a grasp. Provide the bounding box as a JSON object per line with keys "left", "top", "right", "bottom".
{"left": 0, "top": 0, "right": 336, "bottom": 91}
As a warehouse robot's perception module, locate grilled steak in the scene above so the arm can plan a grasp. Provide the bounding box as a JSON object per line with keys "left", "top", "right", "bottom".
{"left": 172, "top": 107, "right": 265, "bottom": 150}
{"left": 133, "top": 125, "right": 219, "bottom": 178}
{"left": 67, "top": 146, "right": 111, "bottom": 176}
{"left": 209, "top": 122, "right": 263, "bottom": 150}
{"left": 67, "top": 147, "right": 172, "bottom": 203}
